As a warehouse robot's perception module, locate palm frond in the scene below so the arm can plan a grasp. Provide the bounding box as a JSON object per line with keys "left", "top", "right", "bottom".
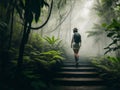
{"left": 86, "top": 30, "right": 103, "bottom": 37}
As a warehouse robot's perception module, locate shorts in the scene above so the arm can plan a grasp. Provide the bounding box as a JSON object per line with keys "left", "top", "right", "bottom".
{"left": 72, "top": 42, "right": 81, "bottom": 49}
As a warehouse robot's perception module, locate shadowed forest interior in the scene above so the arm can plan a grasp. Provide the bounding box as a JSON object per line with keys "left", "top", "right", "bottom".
{"left": 0, "top": 0, "right": 120, "bottom": 90}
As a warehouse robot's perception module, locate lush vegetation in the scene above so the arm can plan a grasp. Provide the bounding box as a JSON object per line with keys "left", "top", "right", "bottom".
{"left": 1, "top": 31, "right": 65, "bottom": 90}
{"left": 88, "top": 0, "right": 120, "bottom": 89}
{"left": 1, "top": 0, "right": 120, "bottom": 90}
{"left": 0, "top": 0, "right": 67, "bottom": 90}
{"left": 92, "top": 56, "right": 120, "bottom": 89}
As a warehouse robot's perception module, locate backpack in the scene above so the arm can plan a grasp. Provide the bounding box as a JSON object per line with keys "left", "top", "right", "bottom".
{"left": 74, "top": 32, "right": 81, "bottom": 43}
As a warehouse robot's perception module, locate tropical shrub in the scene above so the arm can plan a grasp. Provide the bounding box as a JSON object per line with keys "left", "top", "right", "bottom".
{"left": 92, "top": 56, "right": 120, "bottom": 89}
{"left": 0, "top": 21, "right": 8, "bottom": 51}
{"left": 102, "top": 19, "right": 120, "bottom": 55}
{"left": 44, "top": 36, "right": 62, "bottom": 50}
{"left": 28, "top": 33, "right": 44, "bottom": 52}
{"left": 21, "top": 50, "right": 64, "bottom": 90}
{"left": 2, "top": 32, "right": 65, "bottom": 90}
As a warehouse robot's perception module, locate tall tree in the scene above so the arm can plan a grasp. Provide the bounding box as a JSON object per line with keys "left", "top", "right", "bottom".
{"left": 17, "top": 0, "right": 53, "bottom": 71}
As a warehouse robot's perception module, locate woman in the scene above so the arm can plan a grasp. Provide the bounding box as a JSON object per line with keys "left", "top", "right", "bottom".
{"left": 71, "top": 28, "right": 81, "bottom": 66}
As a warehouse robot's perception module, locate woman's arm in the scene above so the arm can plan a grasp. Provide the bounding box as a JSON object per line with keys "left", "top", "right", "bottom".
{"left": 71, "top": 36, "right": 73, "bottom": 48}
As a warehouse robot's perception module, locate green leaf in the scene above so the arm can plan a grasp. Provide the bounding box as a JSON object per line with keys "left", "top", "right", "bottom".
{"left": 23, "top": 56, "right": 31, "bottom": 63}
{"left": 107, "top": 32, "right": 115, "bottom": 37}
{"left": 102, "top": 23, "right": 107, "bottom": 27}
{"left": 44, "top": 36, "right": 60, "bottom": 47}
{"left": 31, "top": 81, "right": 47, "bottom": 89}
{"left": 104, "top": 49, "right": 112, "bottom": 54}
{"left": 53, "top": 55, "right": 64, "bottom": 60}
{"left": 49, "top": 60, "right": 56, "bottom": 66}
{"left": 35, "top": 11, "right": 40, "bottom": 23}
{"left": 43, "top": 1, "right": 49, "bottom": 7}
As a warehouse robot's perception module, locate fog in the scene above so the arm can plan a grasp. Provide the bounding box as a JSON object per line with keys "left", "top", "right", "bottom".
{"left": 64, "top": 0, "right": 99, "bottom": 57}
{"left": 35, "top": 0, "right": 112, "bottom": 57}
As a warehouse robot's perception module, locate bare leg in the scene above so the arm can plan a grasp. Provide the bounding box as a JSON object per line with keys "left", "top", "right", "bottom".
{"left": 73, "top": 49, "right": 79, "bottom": 67}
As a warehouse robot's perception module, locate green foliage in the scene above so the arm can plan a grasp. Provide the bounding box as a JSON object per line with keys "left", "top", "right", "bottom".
{"left": 8, "top": 49, "right": 64, "bottom": 90}
{"left": 3, "top": 33, "right": 64, "bottom": 90}
{"left": 86, "top": 23, "right": 105, "bottom": 42}
{"left": 93, "top": 1, "right": 105, "bottom": 16}
{"left": 23, "top": 56, "right": 31, "bottom": 63}
{"left": 44, "top": 36, "right": 59, "bottom": 45}
{"left": 92, "top": 56, "right": 120, "bottom": 72}
{"left": 21, "top": 50, "right": 64, "bottom": 89}
{"left": 25, "top": 44, "right": 35, "bottom": 52}
{"left": 41, "top": 50, "right": 64, "bottom": 70}
{"left": 53, "top": 0, "right": 67, "bottom": 12}
{"left": 92, "top": 56, "right": 120, "bottom": 88}
{"left": 57, "top": 0, "right": 67, "bottom": 9}
{"left": 113, "top": 2, "right": 120, "bottom": 18}
{"left": 103, "top": 19, "right": 120, "bottom": 54}
{"left": 31, "top": 80, "right": 47, "bottom": 90}
{"left": 90, "top": 0, "right": 120, "bottom": 55}
{"left": 0, "top": 1, "right": 66, "bottom": 90}
{"left": 53, "top": 54, "right": 64, "bottom": 60}
{"left": 1, "top": 0, "right": 50, "bottom": 24}
{"left": 49, "top": 60, "right": 56, "bottom": 66}
{"left": 100, "top": 0, "right": 113, "bottom": 8}
{"left": 20, "top": 0, "right": 49, "bottom": 23}
{"left": 22, "top": 50, "right": 64, "bottom": 73}
{"left": 0, "top": 21, "right": 8, "bottom": 51}
{"left": 23, "top": 35, "right": 64, "bottom": 71}
{"left": 8, "top": 47, "right": 18, "bottom": 60}
{"left": 94, "top": 0, "right": 115, "bottom": 18}
{"left": 44, "top": 36, "right": 62, "bottom": 50}
{"left": 29, "top": 33, "right": 43, "bottom": 52}
{"left": 86, "top": 31, "right": 103, "bottom": 38}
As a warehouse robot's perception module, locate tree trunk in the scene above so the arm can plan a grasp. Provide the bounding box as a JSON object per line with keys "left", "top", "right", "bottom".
{"left": 17, "top": 21, "right": 27, "bottom": 71}
{"left": 8, "top": 8, "right": 14, "bottom": 49}
{"left": 17, "top": 21, "right": 31, "bottom": 72}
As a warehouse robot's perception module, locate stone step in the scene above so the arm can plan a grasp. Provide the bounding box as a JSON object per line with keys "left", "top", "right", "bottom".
{"left": 56, "top": 71, "right": 99, "bottom": 78}
{"left": 52, "top": 57, "right": 105, "bottom": 87}
{"left": 60, "top": 67, "right": 97, "bottom": 72}
{"left": 63, "top": 61, "right": 92, "bottom": 64}
{"left": 53, "top": 77, "right": 104, "bottom": 86}
{"left": 50, "top": 86, "right": 107, "bottom": 90}
{"left": 62, "top": 64, "right": 94, "bottom": 67}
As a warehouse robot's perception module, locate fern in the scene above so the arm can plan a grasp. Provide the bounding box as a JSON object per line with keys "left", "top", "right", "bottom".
{"left": 44, "top": 36, "right": 62, "bottom": 50}
{"left": 44, "top": 36, "right": 58, "bottom": 44}
{"left": 49, "top": 60, "right": 56, "bottom": 67}
{"left": 53, "top": 55, "right": 64, "bottom": 60}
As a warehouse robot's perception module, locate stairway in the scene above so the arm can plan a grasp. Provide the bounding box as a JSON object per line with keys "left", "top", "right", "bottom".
{"left": 51, "top": 57, "right": 107, "bottom": 90}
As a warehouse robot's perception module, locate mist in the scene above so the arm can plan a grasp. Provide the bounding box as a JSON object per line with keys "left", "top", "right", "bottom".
{"left": 35, "top": 0, "right": 111, "bottom": 57}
